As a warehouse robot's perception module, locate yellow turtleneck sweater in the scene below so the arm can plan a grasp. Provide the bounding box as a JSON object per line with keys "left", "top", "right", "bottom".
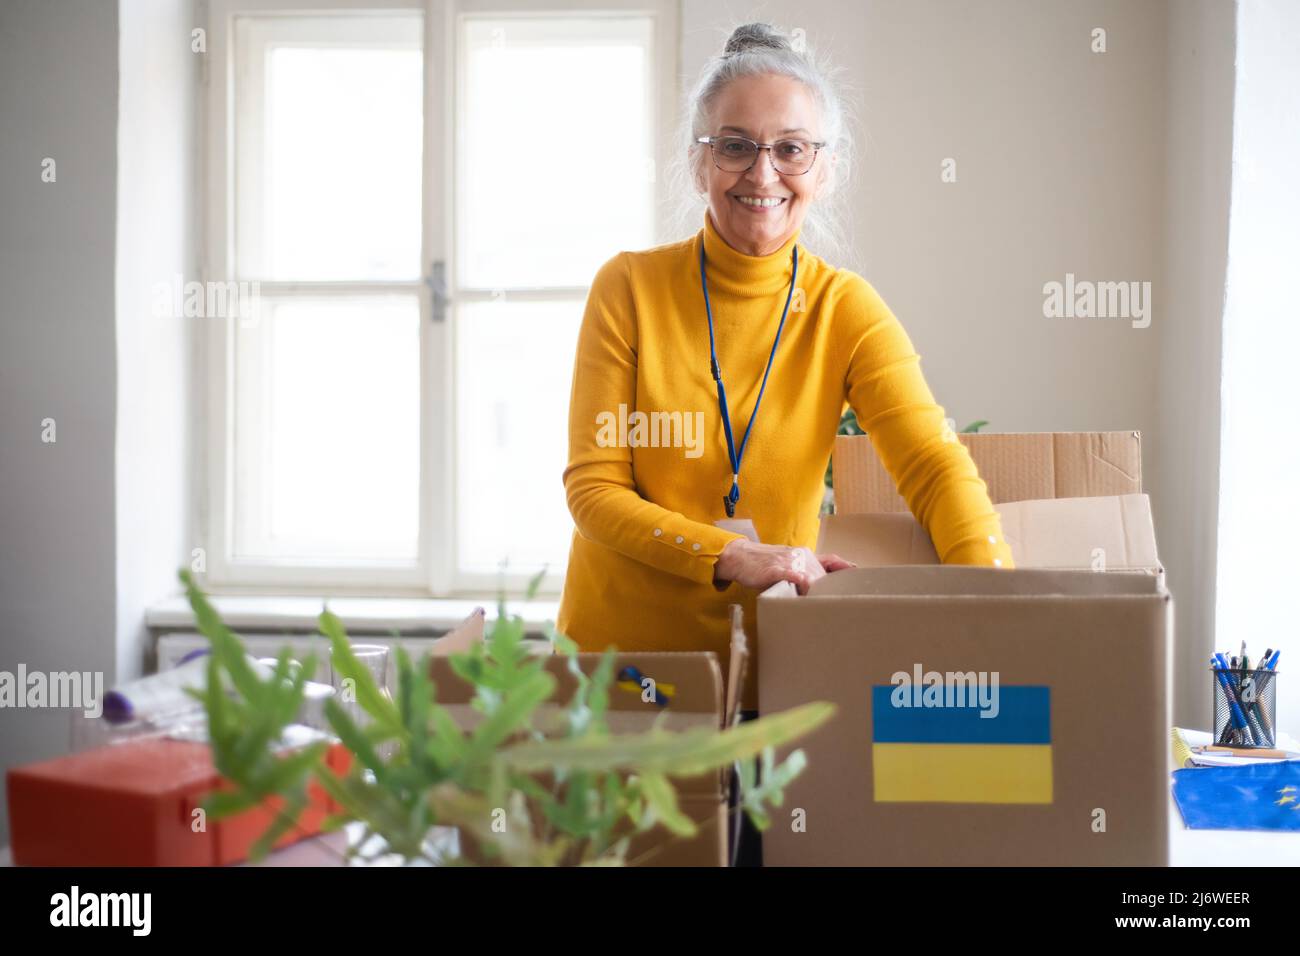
{"left": 557, "top": 215, "right": 1013, "bottom": 709}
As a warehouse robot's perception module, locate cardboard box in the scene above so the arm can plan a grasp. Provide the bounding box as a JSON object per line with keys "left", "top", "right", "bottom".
{"left": 759, "top": 431, "right": 1173, "bottom": 866}
{"left": 430, "top": 615, "right": 747, "bottom": 866}
{"left": 820, "top": 493, "right": 1164, "bottom": 581}
{"left": 831, "top": 430, "right": 1143, "bottom": 514}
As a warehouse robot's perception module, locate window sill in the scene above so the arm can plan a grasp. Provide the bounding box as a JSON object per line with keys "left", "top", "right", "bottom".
{"left": 145, "top": 593, "right": 561, "bottom": 637}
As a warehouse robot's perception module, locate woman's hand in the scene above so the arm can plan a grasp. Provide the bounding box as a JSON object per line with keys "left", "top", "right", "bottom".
{"left": 713, "top": 538, "right": 857, "bottom": 595}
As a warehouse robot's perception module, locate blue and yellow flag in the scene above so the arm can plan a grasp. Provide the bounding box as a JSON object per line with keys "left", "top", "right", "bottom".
{"left": 871, "top": 685, "right": 1053, "bottom": 804}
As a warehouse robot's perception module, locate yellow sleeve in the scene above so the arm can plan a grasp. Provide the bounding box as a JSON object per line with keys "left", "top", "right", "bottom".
{"left": 562, "top": 254, "right": 745, "bottom": 584}
{"left": 836, "top": 274, "right": 1016, "bottom": 569}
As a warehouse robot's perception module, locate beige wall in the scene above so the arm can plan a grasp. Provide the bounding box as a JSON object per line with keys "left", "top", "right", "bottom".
{"left": 683, "top": 0, "right": 1235, "bottom": 725}
{"left": 684, "top": 0, "right": 1166, "bottom": 435}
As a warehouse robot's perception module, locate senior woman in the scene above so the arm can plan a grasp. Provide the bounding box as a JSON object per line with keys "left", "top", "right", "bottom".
{"left": 558, "top": 23, "right": 1013, "bottom": 712}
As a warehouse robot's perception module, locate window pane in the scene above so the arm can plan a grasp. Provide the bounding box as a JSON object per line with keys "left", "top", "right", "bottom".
{"left": 234, "top": 296, "right": 421, "bottom": 562}
{"left": 459, "top": 17, "right": 655, "bottom": 289}
{"left": 236, "top": 15, "right": 423, "bottom": 280}
{"left": 456, "top": 299, "right": 582, "bottom": 574}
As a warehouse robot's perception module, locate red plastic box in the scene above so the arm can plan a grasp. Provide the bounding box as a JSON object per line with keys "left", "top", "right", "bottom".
{"left": 6, "top": 736, "right": 351, "bottom": 866}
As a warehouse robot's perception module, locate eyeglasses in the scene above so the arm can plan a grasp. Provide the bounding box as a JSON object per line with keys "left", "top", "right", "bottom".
{"left": 696, "top": 135, "right": 826, "bottom": 176}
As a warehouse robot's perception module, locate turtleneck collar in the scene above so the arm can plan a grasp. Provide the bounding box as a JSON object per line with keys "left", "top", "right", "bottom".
{"left": 698, "top": 212, "right": 802, "bottom": 297}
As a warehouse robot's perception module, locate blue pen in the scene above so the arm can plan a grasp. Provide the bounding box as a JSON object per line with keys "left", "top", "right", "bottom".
{"left": 1260, "top": 649, "right": 1280, "bottom": 745}
{"left": 1224, "top": 651, "right": 1269, "bottom": 747}
{"left": 1249, "top": 649, "right": 1277, "bottom": 746}
{"left": 1212, "top": 654, "right": 1244, "bottom": 744}
{"left": 1241, "top": 679, "right": 1270, "bottom": 747}
{"left": 1213, "top": 653, "right": 1254, "bottom": 746}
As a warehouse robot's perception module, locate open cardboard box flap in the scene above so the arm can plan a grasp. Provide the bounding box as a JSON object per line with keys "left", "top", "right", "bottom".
{"left": 832, "top": 430, "right": 1142, "bottom": 514}
{"left": 790, "top": 563, "right": 1165, "bottom": 599}
{"left": 427, "top": 607, "right": 486, "bottom": 653}
{"left": 428, "top": 627, "right": 751, "bottom": 797}
{"left": 818, "top": 493, "right": 1162, "bottom": 573}
{"left": 429, "top": 650, "right": 724, "bottom": 720}
{"left": 426, "top": 628, "right": 749, "bottom": 864}
{"left": 725, "top": 604, "right": 749, "bottom": 726}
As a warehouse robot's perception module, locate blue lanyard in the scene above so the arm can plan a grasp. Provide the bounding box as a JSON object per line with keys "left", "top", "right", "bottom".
{"left": 699, "top": 241, "right": 799, "bottom": 518}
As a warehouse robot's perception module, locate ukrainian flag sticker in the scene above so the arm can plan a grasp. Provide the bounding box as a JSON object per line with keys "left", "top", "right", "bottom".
{"left": 871, "top": 686, "right": 1053, "bottom": 804}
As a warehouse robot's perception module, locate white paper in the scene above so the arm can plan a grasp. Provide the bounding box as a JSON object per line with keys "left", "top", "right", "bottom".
{"left": 714, "top": 518, "right": 759, "bottom": 542}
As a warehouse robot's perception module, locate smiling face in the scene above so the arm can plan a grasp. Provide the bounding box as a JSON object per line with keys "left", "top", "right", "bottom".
{"left": 696, "top": 72, "right": 829, "bottom": 257}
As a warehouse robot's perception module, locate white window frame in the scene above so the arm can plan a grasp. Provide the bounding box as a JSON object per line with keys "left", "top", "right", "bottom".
{"left": 202, "top": 0, "right": 678, "bottom": 596}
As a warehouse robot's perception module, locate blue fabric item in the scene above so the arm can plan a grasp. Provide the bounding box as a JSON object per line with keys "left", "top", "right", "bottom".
{"left": 1172, "top": 762, "right": 1300, "bottom": 830}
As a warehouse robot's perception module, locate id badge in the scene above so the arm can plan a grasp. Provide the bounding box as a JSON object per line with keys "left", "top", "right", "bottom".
{"left": 714, "top": 518, "right": 759, "bottom": 542}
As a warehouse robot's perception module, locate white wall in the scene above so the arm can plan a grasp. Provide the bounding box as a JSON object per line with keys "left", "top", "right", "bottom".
{"left": 0, "top": 0, "right": 121, "bottom": 847}
{"left": 115, "top": 0, "right": 199, "bottom": 689}
{"left": 1216, "top": 0, "right": 1300, "bottom": 719}
{"left": 1158, "top": 0, "right": 1235, "bottom": 728}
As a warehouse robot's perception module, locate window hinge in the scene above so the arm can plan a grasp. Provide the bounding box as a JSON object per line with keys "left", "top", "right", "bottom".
{"left": 425, "top": 260, "right": 449, "bottom": 322}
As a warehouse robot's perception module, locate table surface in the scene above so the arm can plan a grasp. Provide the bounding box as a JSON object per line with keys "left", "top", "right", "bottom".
{"left": 6, "top": 799, "right": 1300, "bottom": 866}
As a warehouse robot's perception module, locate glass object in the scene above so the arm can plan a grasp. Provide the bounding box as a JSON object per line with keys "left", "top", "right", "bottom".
{"left": 696, "top": 135, "right": 826, "bottom": 175}
{"left": 330, "top": 643, "right": 394, "bottom": 760}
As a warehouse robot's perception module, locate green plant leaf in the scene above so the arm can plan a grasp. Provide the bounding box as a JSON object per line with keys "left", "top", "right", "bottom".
{"left": 498, "top": 701, "right": 835, "bottom": 778}
{"left": 638, "top": 772, "right": 696, "bottom": 837}
{"left": 460, "top": 669, "right": 556, "bottom": 769}
{"left": 179, "top": 569, "right": 264, "bottom": 705}
{"left": 426, "top": 704, "right": 468, "bottom": 768}
{"left": 181, "top": 564, "right": 833, "bottom": 867}
{"left": 203, "top": 788, "right": 265, "bottom": 819}
{"left": 258, "top": 740, "right": 329, "bottom": 794}
{"left": 323, "top": 697, "right": 390, "bottom": 783}
{"left": 525, "top": 566, "right": 548, "bottom": 600}
{"left": 318, "top": 609, "right": 402, "bottom": 734}
{"left": 248, "top": 792, "right": 307, "bottom": 861}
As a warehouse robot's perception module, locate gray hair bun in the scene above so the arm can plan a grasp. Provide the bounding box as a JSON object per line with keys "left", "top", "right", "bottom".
{"left": 724, "top": 22, "right": 792, "bottom": 55}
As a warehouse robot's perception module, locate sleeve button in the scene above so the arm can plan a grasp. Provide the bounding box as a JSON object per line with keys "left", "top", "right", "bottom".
{"left": 675, "top": 535, "right": 684, "bottom": 544}
{"left": 692, "top": 542, "right": 701, "bottom": 551}
{"left": 653, "top": 528, "right": 662, "bottom": 537}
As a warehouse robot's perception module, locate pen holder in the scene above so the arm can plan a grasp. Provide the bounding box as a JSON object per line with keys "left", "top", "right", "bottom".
{"left": 1211, "top": 666, "right": 1278, "bottom": 749}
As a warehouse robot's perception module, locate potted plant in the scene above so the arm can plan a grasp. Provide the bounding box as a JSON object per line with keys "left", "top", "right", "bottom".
{"left": 178, "top": 570, "right": 834, "bottom": 866}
